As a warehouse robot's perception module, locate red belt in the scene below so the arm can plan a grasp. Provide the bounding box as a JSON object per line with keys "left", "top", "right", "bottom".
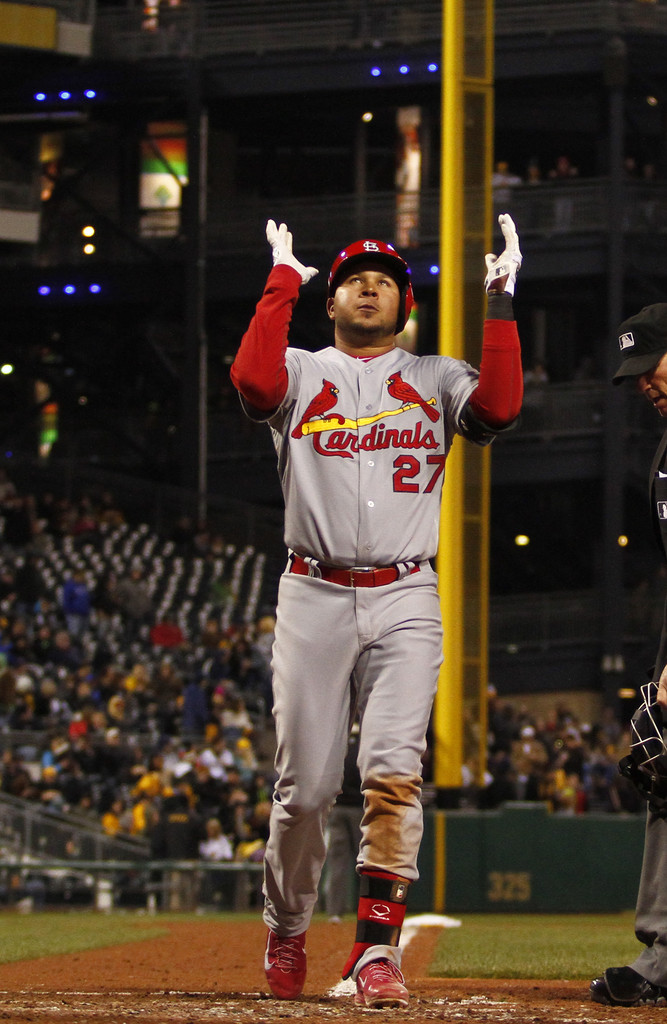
{"left": 289, "top": 553, "right": 420, "bottom": 588}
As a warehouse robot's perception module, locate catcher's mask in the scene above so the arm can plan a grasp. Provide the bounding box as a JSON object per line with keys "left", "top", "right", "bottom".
{"left": 619, "top": 681, "right": 667, "bottom": 815}
{"left": 327, "top": 239, "right": 415, "bottom": 335}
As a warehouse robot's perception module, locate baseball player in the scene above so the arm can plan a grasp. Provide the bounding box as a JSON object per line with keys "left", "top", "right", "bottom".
{"left": 230, "top": 214, "right": 523, "bottom": 1007}
{"left": 592, "top": 304, "right": 667, "bottom": 1007}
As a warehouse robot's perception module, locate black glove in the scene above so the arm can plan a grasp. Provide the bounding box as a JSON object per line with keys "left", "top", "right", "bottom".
{"left": 618, "top": 682, "right": 667, "bottom": 816}
{"left": 618, "top": 754, "right": 667, "bottom": 817}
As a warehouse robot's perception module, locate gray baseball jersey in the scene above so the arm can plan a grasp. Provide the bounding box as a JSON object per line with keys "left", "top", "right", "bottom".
{"left": 261, "top": 344, "right": 489, "bottom": 567}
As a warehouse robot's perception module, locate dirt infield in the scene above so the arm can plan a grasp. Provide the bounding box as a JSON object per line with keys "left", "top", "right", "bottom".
{"left": 0, "top": 916, "right": 656, "bottom": 1024}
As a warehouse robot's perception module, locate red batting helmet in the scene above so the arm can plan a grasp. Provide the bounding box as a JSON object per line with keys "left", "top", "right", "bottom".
{"left": 327, "top": 239, "right": 415, "bottom": 334}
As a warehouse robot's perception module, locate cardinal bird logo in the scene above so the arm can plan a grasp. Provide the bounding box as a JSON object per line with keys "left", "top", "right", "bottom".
{"left": 291, "top": 378, "right": 345, "bottom": 438}
{"left": 385, "top": 371, "right": 439, "bottom": 422}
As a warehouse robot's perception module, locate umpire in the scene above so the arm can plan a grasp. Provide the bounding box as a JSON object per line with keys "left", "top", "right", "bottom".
{"left": 592, "top": 303, "right": 667, "bottom": 1006}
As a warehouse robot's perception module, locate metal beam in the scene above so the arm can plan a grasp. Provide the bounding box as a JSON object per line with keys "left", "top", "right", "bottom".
{"left": 435, "top": 0, "right": 495, "bottom": 804}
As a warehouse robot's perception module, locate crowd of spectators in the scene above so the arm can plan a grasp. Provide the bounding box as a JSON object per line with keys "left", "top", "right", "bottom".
{"left": 0, "top": 471, "right": 277, "bottom": 887}
{"left": 491, "top": 152, "right": 662, "bottom": 241}
{"left": 459, "top": 687, "right": 644, "bottom": 816}
{"left": 491, "top": 153, "right": 660, "bottom": 198}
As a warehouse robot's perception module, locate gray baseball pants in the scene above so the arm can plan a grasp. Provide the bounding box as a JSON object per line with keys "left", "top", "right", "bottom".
{"left": 262, "top": 564, "right": 442, "bottom": 938}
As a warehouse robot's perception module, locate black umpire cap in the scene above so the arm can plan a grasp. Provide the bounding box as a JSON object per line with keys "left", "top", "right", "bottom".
{"left": 613, "top": 303, "right": 667, "bottom": 384}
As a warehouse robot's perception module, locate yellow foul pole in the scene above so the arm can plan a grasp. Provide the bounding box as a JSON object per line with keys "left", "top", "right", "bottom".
{"left": 435, "top": 0, "right": 495, "bottom": 800}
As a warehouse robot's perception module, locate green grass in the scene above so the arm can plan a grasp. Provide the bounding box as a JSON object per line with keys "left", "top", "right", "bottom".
{"left": 0, "top": 911, "right": 168, "bottom": 963}
{"left": 430, "top": 912, "right": 643, "bottom": 979}
{"left": 0, "top": 910, "right": 645, "bottom": 981}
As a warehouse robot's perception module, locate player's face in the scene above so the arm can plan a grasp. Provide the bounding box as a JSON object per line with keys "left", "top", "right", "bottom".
{"left": 327, "top": 263, "right": 401, "bottom": 341}
{"left": 638, "top": 352, "right": 667, "bottom": 417}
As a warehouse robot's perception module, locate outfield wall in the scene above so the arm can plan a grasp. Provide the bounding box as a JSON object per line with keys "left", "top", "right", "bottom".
{"left": 411, "top": 802, "right": 646, "bottom": 913}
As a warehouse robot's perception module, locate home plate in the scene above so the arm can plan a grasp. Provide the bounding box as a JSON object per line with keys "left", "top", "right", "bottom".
{"left": 328, "top": 913, "right": 461, "bottom": 998}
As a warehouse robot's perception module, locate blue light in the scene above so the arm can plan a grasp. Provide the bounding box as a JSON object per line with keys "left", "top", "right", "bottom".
{"left": 399, "top": 65, "right": 410, "bottom": 74}
{"left": 39, "top": 282, "right": 103, "bottom": 296}
{"left": 84, "top": 89, "right": 96, "bottom": 99}
{"left": 34, "top": 92, "right": 47, "bottom": 102}
{"left": 370, "top": 67, "right": 381, "bottom": 77}
{"left": 429, "top": 265, "right": 439, "bottom": 276}
{"left": 428, "top": 62, "right": 438, "bottom": 73}
{"left": 59, "top": 91, "right": 72, "bottom": 101}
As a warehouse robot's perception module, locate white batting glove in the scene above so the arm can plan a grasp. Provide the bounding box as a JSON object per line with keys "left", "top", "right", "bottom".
{"left": 484, "top": 213, "right": 522, "bottom": 296}
{"left": 266, "top": 219, "right": 319, "bottom": 286}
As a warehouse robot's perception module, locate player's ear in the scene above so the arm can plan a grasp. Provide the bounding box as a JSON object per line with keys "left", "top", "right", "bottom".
{"left": 326, "top": 297, "right": 336, "bottom": 321}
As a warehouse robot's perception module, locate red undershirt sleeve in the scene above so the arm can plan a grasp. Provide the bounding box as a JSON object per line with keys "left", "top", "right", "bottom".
{"left": 468, "top": 317, "right": 523, "bottom": 428}
{"left": 230, "top": 264, "right": 301, "bottom": 412}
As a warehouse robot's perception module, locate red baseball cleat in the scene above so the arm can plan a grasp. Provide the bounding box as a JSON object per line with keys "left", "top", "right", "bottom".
{"left": 264, "top": 929, "right": 307, "bottom": 999}
{"left": 354, "top": 958, "right": 409, "bottom": 1008}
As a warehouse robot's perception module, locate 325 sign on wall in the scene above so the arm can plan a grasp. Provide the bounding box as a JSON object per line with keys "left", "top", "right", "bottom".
{"left": 486, "top": 871, "right": 531, "bottom": 903}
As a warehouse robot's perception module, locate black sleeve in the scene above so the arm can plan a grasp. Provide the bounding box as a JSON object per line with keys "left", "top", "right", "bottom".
{"left": 459, "top": 402, "right": 520, "bottom": 445}
{"left": 485, "top": 293, "right": 514, "bottom": 321}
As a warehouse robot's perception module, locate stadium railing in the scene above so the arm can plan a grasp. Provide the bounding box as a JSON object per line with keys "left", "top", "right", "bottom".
{"left": 0, "top": 858, "right": 263, "bottom": 912}
{"left": 91, "top": 0, "right": 667, "bottom": 61}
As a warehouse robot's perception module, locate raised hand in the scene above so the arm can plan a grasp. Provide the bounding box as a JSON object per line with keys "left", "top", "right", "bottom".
{"left": 266, "top": 219, "right": 319, "bottom": 285}
{"left": 484, "top": 213, "right": 522, "bottom": 296}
